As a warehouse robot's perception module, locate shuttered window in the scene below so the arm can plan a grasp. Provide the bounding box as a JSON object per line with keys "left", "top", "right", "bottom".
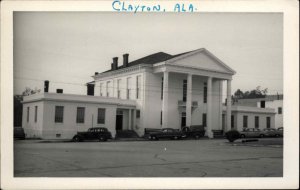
{"left": 55, "top": 106, "right": 64, "bottom": 123}
{"left": 97, "top": 108, "right": 105, "bottom": 124}
{"left": 76, "top": 107, "right": 85, "bottom": 123}
{"left": 203, "top": 82, "right": 207, "bottom": 103}
{"left": 34, "top": 106, "right": 38, "bottom": 123}
{"left": 255, "top": 116, "right": 259, "bottom": 128}
{"left": 27, "top": 107, "right": 30, "bottom": 122}
{"left": 243, "top": 115, "right": 248, "bottom": 128}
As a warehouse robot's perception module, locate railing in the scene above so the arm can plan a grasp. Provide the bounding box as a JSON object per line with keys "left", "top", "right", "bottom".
{"left": 178, "top": 100, "right": 198, "bottom": 108}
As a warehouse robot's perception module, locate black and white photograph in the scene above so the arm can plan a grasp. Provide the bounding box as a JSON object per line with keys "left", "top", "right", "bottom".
{"left": 1, "top": 0, "right": 299, "bottom": 189}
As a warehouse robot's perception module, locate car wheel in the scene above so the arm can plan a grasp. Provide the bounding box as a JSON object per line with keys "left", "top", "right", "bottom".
{"left": 240, "top": 134, "right": 245, "bottom": 138}
{"left": 99, "top": 136, "right": 106, "bottom": 142}
{"left": 173, "top": 136, "right": 179, "bottom": 140}
{"left": 73, "top": 136, "right": 81, "bottom": 142}
{"left": 152, "top": 136, "right": 158, "bottom": 140}
{"left": 195, "top": 134, "right": 200, "bottom": 139}
{"left": 275, "top": 134, "right": 279, "bottom": 137}
{"left": 259, "top": 134, "right": 264, "bottom": 138}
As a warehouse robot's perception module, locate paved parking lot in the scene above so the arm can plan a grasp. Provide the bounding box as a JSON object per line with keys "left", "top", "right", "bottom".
{"left": 14, "top": 138, "right": 283, "bottom": 177}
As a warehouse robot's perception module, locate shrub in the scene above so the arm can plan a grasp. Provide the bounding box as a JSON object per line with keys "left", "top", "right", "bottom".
{"left": 225, "top": 130, "right": 240, "bottom": 142}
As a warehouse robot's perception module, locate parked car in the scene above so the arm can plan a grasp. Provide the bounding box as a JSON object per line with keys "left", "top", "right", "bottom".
{"left": 239, "top": 128, "right": 265, "bottom": 138}
{"left": 182, "top": 125, "right": 205, "bottom": 139}
{"left": 262, "top": 128, "right": 281, "bottom": 137}
{"left": 148, "top": 128, "right": 185, "bottom": 140}
{"left": 14, "top": 127, "right": 25, "bottom": 140}
{"left": 72, "top": 127, "right": 112, "bottom": 142}
{"left": 277, "top": 127, "right": 284, "bottom": 137}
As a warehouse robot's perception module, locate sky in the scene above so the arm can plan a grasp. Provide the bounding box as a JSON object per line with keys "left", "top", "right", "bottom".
{"left": 13, "top": 12, "right": 283, "bottom": 96}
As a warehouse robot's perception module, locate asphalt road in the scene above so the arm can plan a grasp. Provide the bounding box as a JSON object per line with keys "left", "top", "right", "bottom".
{"left": 14, "top": 138, "right": 283, "bottom": 177}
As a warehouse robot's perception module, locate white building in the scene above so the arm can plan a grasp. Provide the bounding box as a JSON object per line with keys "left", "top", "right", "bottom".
{"left": 234, "top": 95, "right": 283, "bottom": 129}
{"left": 22, "top": 48, "right": 275, "bottom": 140}
{"left": 223, "top": 106, "right": 276, "bottom": 132}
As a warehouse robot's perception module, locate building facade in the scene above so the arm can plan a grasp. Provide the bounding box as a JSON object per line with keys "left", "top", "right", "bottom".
{"left": 234, "top": 95, "right": 283, "bottom": 129}
{"left": 223, "top": 106, "right": 276, "bottom": 132}
{"left": 22, "top": 48, "right": 239, "bottom": 139}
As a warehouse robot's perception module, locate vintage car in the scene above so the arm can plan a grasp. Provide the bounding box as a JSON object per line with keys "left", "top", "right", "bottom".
{"left": 262, "top": 128, "right": 281, "bottom": 137}
{"left": 72, "top": 127, "right": 112, "bottom": 142}
{"left": 14, "top": 127, "right": 25, "bottom": 140}
{"left": 239, "top": 128, "right": 265, "bottom": 138}
{"left": 277, "top": 127, "right": 284, "bottom": 137}
{"left": 182, "top": 125, "right": 205, "bottom": 139}
{"left": 148, "top": 128, "right": 185, "bottom": 140}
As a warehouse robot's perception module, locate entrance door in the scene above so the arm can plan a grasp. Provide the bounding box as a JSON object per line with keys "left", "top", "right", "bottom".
{"left": 181, "top": 112, "right": 186, "bottom": 127}
{"left": 116, "top": 115, "right": 123, "bottom": 131}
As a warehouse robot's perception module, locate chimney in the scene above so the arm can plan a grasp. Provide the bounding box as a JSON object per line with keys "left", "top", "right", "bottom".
{"left": 123, "top": 53, "right": 129, "bottom": 67}
{"left": 111, "top": 63, "right": 114, "bottom": 70}
{"left": 56, "top": 89, "right": 63, "bottom": 94}
{"left": 113, "top": 57, "right": 118, "bottom": 70}
{"left": 87, "top": 83, "right": 95, "bottom": 96}
{"left": 44, "top": 80, "right": 49, "bottom": 93}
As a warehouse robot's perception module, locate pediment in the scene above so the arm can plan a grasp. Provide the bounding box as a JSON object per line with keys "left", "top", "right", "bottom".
{"left": 166, "top": 49, "right": 235, "bottom": 74}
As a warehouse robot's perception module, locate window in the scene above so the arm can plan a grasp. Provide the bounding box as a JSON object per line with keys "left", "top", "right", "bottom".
{"left": 97, "top": 108, "right": 105, "bottom": 124}
{"left": 161, "top": 77, "right": 164, "bottom": 100}
{"left": 266, "top": 117, "right": 271, "bottom": 128}
{"left": 243, "top": 115, "right": 248, "bottom": 128}
{"left": 183, "top": 80, "right": 187, "bottom": 102}
{"left": 34, "top": 106, "right": 38, "bottom": 123}
{"left": 136, "top": 75, "right": 141, "bottom": 99}
{"left": 260, "top": 101, "right": 265, "bottom": 108}
{"left": 117, "top": 79, "right": 121, "bottom": 99}
{"left": 126, "top": 77, "right": 131, "bottom": 99}
{"left": 255, "top": 116, "right": 259, "bottom": 128}
{"left": 136, "top": 110, "right": 140, "bottom": 118}
{"left": 106, "top": 81, "right": 111, "bottom": 97}
{"left": 55, "top": 106, "right": 64, "bottom": 123}
{"left": 181, "top": 112, "right": 186, "bottom": 127}
{"left": 100, "top": 83, "right": 103, "bottom": 96}
{"left": 27, "top": 107, "right": 30, "bottom": 122}
{"left": 76, "top": 107, "right": 85, "bottom": 123}
{"left": 231, "top": 115, "right": 234, "bottom": 129}
{"left": 203, "top": 82, "right": 207, "bottom": 103}
{"left": 278, "top": 107, "right": 282, "bottom": 114}
{"left": 202, "top": 113, "right": 207, "bottom": 127}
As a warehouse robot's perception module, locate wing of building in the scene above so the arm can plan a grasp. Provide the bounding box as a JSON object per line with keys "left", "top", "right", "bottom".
{"left": 22, "top": 48, "right": 278, "bottom": 140}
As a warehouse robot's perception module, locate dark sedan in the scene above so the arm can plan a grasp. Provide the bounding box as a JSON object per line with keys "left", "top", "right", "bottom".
{"left": 148, "top": 128, "right": 185, "bottom": 140}
{"left": 72, "top": 127, "right": 112, "bottom": 142}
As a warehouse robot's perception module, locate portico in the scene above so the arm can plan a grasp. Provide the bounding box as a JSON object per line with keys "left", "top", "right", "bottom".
{"left": 154, "top": 49, "right": 235, "bottom": 138}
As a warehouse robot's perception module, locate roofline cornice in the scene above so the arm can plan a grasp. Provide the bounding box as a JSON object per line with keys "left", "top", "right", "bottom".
{"left": 93, "top": 64, "right": 152, "bottom": 80}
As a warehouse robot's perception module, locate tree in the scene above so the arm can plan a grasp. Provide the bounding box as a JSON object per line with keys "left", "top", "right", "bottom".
{"left": 234, "top": 89, "right": 244, "bottom": 99}
{"left": 14, "top": 95, "right": 23, "bottom": 127}
{"left": 14, "top": 87, "right": 41, "bottom": 127}
{"left": 22, "top": 87, "right": 41, "bottom": 96}
{"left": 233, "top": 86, "right": 268, "bottom": 99}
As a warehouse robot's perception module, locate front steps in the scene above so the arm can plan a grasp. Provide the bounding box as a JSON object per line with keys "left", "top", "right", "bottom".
{"left": 212, "top": 130, "right": 224, "bottom": 138}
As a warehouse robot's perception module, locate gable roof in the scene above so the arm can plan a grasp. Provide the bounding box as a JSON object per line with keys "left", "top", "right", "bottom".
{"left": 100, "top": 48, "right": 234, "bottom": 74}
{"left": 166, "top": 48, "right": 236, "bottom": 74}
{"left": 101, "top": 50, "right": 195, "bottom": 73}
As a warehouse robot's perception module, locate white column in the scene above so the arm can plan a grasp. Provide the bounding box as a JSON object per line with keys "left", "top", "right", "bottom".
{"left": 226, "top": 79, "right": 232, "bottom": 132}
{"left": 162, "top": 71, "right": 169, "bottom": 128}
{"left": 132, "top": 109, "right": 136, "bottom": 130}
{"left": 186, "top": 74, "right": 192, "bottom": 127}
{"left": 207, "top": 76, "right": 213, "bottom": 138}
{"left": 128, "top": 109, "right": 132, "bottom": 130}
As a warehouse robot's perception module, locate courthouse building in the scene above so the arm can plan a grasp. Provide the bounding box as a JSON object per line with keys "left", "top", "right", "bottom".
{"left": 22, "top": 48, "right": 275, "bottom": 139}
